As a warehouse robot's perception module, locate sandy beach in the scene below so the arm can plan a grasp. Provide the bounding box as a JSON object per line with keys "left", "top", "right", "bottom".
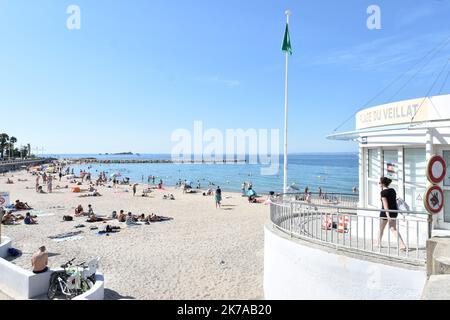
{"left": 0, "top": 170, "right": 269, "bottom": 300}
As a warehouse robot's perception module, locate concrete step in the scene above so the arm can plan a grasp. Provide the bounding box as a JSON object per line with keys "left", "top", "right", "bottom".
{"left": 422, "top": 275, "right": 450, "bottom": 300}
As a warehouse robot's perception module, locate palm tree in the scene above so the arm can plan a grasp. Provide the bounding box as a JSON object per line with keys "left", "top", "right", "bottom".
{"left": 9, "top": 136, "right": 17, "bottom": 159}
{"left": 0, "top": 133, "right": 9, "bottom": 159}
{"left": 20, "top": 146, "right": 28, "bottom": 159}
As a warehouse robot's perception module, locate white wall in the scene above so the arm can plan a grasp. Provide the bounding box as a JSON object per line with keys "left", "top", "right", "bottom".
{"left": 0, "top": 236, "right": 11, "bottom": 259}
{"left": 264, "top": 226, "right": 427, "bottom": 300}
{"left": 0, "top": 237, "right": 104, "bottom": 300}
{"left": 73, "top": 274, "right": 104, "bottom": 300}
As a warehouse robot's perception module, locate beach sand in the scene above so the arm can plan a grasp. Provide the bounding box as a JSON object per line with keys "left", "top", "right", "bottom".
{"left": 0, "top": 170, "right": 269, "bottom": 300}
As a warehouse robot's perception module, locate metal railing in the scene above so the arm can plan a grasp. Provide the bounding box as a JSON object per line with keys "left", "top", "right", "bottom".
{"left": 281, "top": 192, "right": 359, "bottom": 208}
{"left": 270, "top": 194, "right": 430, "bottom": 265}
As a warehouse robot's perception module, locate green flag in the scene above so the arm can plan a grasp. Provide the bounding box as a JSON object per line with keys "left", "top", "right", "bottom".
{"left": 282, "top": 23, "right": 292, "bottom": 55}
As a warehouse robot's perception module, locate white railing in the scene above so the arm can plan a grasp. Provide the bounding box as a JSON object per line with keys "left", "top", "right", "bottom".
{"left": 270, "top": 195, "right": 430, "bottom": 265}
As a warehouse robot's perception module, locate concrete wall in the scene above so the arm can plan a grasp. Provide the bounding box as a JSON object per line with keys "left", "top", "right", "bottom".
{"left": 264, "top": 225, "right": 427, "bottom": 300}
{"left": 73, "top": 274, "right": 104, "bottom": 300}
{"left": 0, "top": 236, "right": 12, "bottom": 258}
{"left": 0, "top": 237, "right": 104, "bottom": 300}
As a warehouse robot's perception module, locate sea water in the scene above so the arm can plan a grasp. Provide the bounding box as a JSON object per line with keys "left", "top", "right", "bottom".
{"left": 47, "top": 153, "right": 358, "bottom": 194}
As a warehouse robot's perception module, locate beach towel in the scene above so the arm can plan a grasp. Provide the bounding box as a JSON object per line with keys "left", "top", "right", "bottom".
{"left": 48, "top": 231, "right": 83, "bottom": 240}
{"left": 48, "top": 205, "right": 66, "bottom": 210}
{"left": 52, "top": 235, "right": 84, "bottom": 242}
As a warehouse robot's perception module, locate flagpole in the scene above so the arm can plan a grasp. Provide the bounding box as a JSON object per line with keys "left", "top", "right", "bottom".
{"left": 283, "top": 10, "right": 291, "bottom": 194}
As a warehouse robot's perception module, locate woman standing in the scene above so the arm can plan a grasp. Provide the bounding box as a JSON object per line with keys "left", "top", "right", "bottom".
{"left": 376, "top": 177, "right": 407, "bottom": 251}
{"left": 215, "top": 186, "right": 222, "bottom": 209}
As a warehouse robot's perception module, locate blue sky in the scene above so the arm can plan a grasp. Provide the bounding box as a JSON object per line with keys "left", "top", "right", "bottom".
{"left": 0, "top": 0, "right": 449, "bottom": 154}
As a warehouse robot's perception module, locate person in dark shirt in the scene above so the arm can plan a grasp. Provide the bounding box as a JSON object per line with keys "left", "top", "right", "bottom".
{"left": 376, "top": 177, "right": 406, "bottom": 251}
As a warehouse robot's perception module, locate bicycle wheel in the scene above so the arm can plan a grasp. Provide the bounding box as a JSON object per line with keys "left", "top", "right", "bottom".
{"left": 47, "top": 280, "right": 59, "bottom": 300}
{"left": 47, "top": 272, "right": 64, "bottom": 300}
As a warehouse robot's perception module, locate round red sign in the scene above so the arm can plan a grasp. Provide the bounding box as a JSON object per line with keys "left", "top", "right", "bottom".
{"left": 0, "top": 197, "right": 5, "bottom": 205}
{"left": 424, "top": 185, "right": 444, "bottom": 214}
{"left": 427, "top": 155, "right": 447, "bottom": 184}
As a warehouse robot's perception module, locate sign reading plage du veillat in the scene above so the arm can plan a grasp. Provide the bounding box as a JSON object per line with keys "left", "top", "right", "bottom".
{"left": 356, "top": 97, "right": 430, "bottom": 130}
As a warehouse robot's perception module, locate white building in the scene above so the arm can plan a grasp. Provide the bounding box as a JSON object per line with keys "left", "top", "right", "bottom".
{"left": 328, "top": 93, "right": 450, "bottom": 230}
{"left": 264, "top": 94, "right": 450, "bottom": 300}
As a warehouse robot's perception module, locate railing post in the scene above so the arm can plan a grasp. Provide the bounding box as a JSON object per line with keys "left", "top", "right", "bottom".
{"left": 428, "top": 213, "right": 432, "bottom": 239}
{"left": 290, "top": 202, "right": 294, "bottom": 238}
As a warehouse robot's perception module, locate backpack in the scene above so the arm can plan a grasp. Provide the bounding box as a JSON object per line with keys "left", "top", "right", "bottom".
{"left": 63, "top": 215, "right": 73, "bottom": 221}
{"left": 396, "top": 197, "right": 410, "bottom": 211}
{"left": 8, "top": 248, "right": 21, "bottom": 257}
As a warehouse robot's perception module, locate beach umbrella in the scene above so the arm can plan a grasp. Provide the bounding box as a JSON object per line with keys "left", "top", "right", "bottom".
{"left": 110, "top": 172, "right": 121, "bottom": 178}
{"left": 289, "top": 183, "right": 299, "bottom": 190}
{"left": 185, "top": 180, "right": 192, "bottom": 187}
{"left": 286, "top": 185, "right": 301, "bottom": 193}
{"left": 247, "top": 189, "right": 256, "bottom": 197}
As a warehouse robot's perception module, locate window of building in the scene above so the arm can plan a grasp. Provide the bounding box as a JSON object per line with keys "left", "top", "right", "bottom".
{"left": 368, "top": 149, "right": 380, "bottom": 179}
{"left": 383, "top": 150, "right": 398, "bottom": 181}
{"left": 404, "top": 148, "right": 426, "bottom": 211}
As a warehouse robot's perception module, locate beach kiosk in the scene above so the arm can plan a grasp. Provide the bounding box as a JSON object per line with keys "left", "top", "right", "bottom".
{"left": 264, "top": 94, "right": 450, "bottom": 300}
{"left": 328, "top": 94, "right": 450, "bottom": 231}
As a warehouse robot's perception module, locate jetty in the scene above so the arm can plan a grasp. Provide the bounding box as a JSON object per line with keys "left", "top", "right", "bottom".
{"left": 71, "top": 158, "right": 248, "bottom": 164}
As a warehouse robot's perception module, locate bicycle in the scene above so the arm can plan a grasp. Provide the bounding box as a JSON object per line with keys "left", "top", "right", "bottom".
{"left": 47, "top": 257, "right": 99, "bottom": 300}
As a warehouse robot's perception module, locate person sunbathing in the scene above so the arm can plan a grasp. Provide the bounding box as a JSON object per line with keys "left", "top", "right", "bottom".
{"left": 126, "top": 212, "right": 139, "bottom": 225}
{"left": 1, "top": 212, "right": 16, "bottom": 225}
{"left": 117, "top": 210, "right": 126, "bottom": 222}
{"left": 14, "top": 200, "right": 32, "bottom": 210}
{"left": 74, "top": 205, "right": 85, "bottom": 216}
{"left": 15, "top": 213, "right": 25, "bottom": 220}
{"left": 24, "top": 212, "right": 38, "bottom": 225}
{"left": 86, "top": 213, "right": 105, "bottom": 223}
{"left": 79, "top": 191, "right": 102, "bottom": 197}
{"left": 203, "top": 188, "right": 214, "bottom": 196}
{"left": 37, "top": 186, "right": 46, "bottom": 194}
{"left": 148, "top": 214, "right": 173, "bottom": 222}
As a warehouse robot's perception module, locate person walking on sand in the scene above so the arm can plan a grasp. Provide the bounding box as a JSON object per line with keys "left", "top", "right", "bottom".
{"left": 47, "top": 175, "right": 53, "bottom": 193}
{"left": 35, "top": 175, "right": 40, "bottom": 192}
{"left": 215, "top": 186, "right": 222, "bottom": 209}
{"left": 374, "top": 177, "right": 407, "bottom": 251}
{"left": 133, "top": 183, "right": 138, "bottom": 196}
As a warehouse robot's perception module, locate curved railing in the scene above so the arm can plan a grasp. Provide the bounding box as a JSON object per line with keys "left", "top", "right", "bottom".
{"left": 278, "top": 192, "right": 359, "bottom": 208}
{"left": 270, "top": 194, "right": 430, "bottom": 265}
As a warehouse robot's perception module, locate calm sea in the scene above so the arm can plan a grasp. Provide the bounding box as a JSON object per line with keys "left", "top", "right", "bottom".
{"left": 44, "top": 153, "right": 358, "bottom": 194}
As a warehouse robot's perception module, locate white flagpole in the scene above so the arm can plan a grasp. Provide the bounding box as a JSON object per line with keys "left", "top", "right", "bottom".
{"left": 283, "top": 10, "right": 291, "bottom": 194}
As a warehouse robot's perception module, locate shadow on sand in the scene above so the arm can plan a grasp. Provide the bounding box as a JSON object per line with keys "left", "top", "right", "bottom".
{"left": 104, "top": 288, "right": 136, "bottom": 300}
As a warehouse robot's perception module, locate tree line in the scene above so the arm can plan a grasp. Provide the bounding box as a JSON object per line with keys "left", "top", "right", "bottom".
{"left": 0, "top": 133, "right": 31, "bottom": 159}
